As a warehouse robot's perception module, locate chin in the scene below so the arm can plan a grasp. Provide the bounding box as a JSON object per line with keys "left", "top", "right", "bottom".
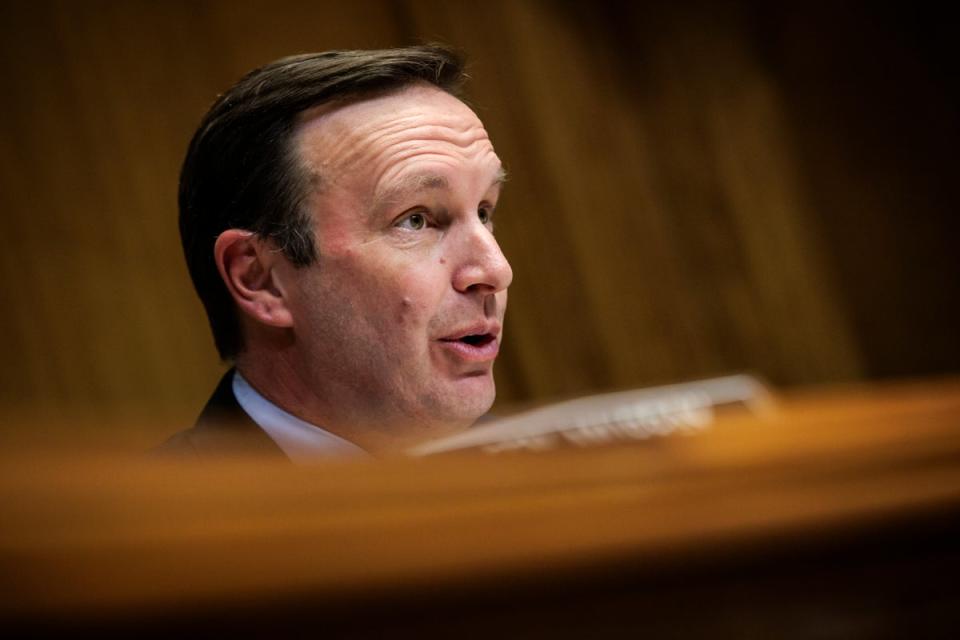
{"left": 420, "top": 378, "right": 495, "bottom": 429}
{"left": 448, "top": 385, "right": 496, "bottom": 425}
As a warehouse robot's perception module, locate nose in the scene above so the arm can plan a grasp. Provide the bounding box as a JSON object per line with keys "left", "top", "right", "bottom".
{"left": 451, "top": 223, "right": 513, "bottom": 295}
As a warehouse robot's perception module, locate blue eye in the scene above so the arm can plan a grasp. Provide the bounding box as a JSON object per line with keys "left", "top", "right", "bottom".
{"left": 397, "top": 213, "right": 427, "bottom": 230}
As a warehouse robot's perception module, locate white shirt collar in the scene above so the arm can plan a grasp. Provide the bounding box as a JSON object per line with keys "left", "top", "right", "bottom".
{"left": 231, "top": 371, "right": 371, "bottom": 463}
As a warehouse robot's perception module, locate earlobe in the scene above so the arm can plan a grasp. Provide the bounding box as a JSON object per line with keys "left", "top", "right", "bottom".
{"left": 214, "top": 229, "right": 294, "bottom": 328}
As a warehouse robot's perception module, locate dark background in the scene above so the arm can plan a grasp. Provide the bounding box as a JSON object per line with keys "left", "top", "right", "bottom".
{"left": 1, "top": 1, "right": 956, "bottom": 444}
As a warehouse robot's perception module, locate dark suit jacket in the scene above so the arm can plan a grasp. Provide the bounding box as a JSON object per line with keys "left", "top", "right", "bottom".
{"left": 153, "top": 369, "right": 288, "bottom": 460}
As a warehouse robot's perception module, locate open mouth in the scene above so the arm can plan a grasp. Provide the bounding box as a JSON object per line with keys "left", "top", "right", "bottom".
{"left": 458, "top": 334, "right": 495, "bottom": 347}
{"left": 438, "top": 329, "right": 500, "bottom": 362}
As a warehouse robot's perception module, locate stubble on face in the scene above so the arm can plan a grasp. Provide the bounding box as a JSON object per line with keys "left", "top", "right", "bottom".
{"left": 275, "top": 85, "right": 510, "bottom": 444}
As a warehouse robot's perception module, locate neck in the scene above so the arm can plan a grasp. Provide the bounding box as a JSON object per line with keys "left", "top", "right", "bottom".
{"left": 234, "top": 345, "right": 469, "bottom": 455}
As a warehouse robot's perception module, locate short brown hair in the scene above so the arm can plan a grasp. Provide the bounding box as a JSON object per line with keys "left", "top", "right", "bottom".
{"left": 179, "top": 45, "right": 466, "bottom": 359}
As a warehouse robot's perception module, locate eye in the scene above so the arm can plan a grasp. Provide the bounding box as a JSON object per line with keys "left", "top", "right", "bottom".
{"left": 396, "top": 212, "right": 427, "bottom": 230}
{"left": 478, "top": 206, "right": 493, "bottom": 226}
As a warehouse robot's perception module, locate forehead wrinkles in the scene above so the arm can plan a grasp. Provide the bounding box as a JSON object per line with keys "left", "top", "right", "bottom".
{"left": 371, "top": 125, "right": 496, "bottom": 188}
{"left": 341, "top": 115, "right": 491, "bottom": 169}
{"left": 299, "top": 103, "right": 495, "bottom": 193}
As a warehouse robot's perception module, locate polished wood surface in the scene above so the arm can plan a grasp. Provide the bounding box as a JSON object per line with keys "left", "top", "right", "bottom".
{"left": 2, "top": 378, "right": 959, "bottom": 635}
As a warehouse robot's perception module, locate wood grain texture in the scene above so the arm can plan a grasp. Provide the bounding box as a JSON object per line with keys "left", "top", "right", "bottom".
{"left": 1, "top": 379, "right": 959, "bottom": 633}
{"left": 1, "top": 1, "right": 956, "bottom": 438}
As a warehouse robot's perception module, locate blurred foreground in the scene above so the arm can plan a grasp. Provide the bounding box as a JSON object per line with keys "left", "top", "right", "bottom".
{"left": 2, "top": 377, "right": 959, "bottom": 636}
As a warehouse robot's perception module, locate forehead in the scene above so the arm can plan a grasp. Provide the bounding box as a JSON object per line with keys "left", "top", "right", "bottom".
{"left": 294, "top": 84, "right": 499, "bottom": 196}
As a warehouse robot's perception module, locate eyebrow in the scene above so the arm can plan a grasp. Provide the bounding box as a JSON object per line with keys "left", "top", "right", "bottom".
{"left": 371, "top": 166, "right": 508, "bottom": 214}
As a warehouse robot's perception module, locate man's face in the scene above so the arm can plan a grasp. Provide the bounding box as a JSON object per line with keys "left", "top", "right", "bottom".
{"left": 281, "top": 84, "right": 512, "bottom": 435}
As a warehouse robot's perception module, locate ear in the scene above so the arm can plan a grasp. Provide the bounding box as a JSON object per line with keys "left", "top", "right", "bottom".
{"left": 214, "top": 229, "right": 294, "bottom": 328}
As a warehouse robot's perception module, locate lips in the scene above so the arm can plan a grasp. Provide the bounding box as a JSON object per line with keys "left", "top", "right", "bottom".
{"left": 438, "top": 322, "right": 501, "bottom": 363}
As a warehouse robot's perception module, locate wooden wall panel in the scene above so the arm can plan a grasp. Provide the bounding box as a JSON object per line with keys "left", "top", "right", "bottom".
{"left": 0, "top": 0, "right": 406, "bottom": 430}
{"left": 0, "top": 1, "right": 955, "bottom": 439}
{"left": 406, "top": 0, "right": 865, "bottom": 398}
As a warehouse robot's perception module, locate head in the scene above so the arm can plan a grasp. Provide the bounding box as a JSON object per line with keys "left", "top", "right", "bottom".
{"left": 180, "top": 46, "right": 512, "bottom": 447}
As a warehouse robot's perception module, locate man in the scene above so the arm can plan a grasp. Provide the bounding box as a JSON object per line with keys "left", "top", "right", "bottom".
{"left": 157, "top": 46, "right": 512, "bottom": 462}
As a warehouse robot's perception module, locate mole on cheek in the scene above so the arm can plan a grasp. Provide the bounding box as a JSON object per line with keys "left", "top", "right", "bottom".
{"left": 396, "top": 297, "right": 413, "bottom": 324}
{"left": 439, "top": 257, "right": 446, "bottom": 265}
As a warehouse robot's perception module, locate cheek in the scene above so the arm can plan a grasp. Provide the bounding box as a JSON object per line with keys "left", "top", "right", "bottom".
{"left": 322, "top": 245, "right": 450, "bottom": 329}
{"left": 395, "top": 296, "right": 415, "bottom": 325}
{"left": 391, "top": 269, "right": 449, "bottom": 327}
